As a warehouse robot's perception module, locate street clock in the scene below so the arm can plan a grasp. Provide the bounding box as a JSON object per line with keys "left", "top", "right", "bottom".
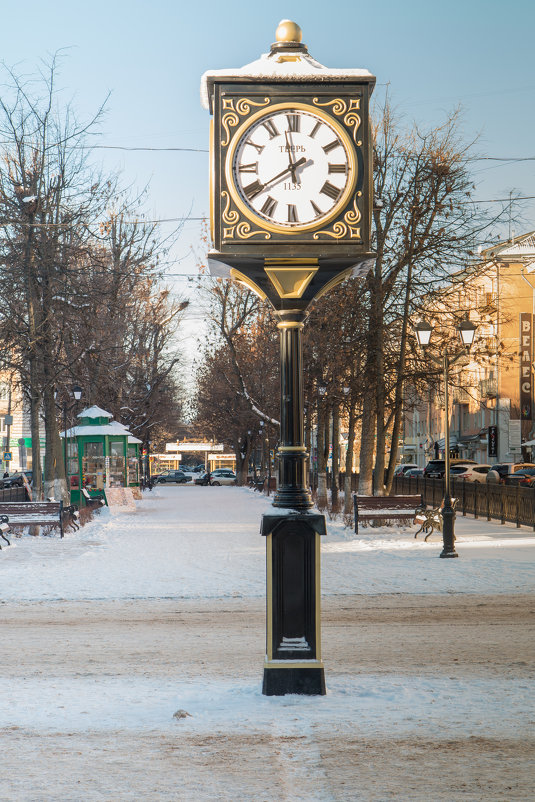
{"left": 201, "top": 20, "right": 376, "bottom": 697}
{"left": 201, "top": 20, "right": 376, "bottom": 309}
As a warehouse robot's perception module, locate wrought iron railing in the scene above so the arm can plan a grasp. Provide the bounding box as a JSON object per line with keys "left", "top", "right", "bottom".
{"left": 393, "top": 475, "right": 535, "bottom": 530}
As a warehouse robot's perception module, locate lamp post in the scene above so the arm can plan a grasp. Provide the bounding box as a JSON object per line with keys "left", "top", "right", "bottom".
{"left": 144, "top": 382, "right": 152, "bottom": 486}
{"left": 57, "top": 384, "right": 83, "bottom": 493}
{"left": 415, "top": 318, "right": 477, "bottom": 558}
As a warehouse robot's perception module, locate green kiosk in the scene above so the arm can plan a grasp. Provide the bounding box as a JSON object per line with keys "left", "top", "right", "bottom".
{"left": 61, "top": 405, "right": 141, "bottom": 506}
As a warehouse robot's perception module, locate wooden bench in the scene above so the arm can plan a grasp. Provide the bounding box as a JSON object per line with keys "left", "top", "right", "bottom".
{"left": 82, "top": 488, "right": 106, "bottom": 509}
{"left": 0, "top": 501, "right": 71, "bottom": 539}
{"left": 353, "top": 494, "right": 423, "bottom": 534}
{"left": 0, "top": 515, "right": 9, "bottom": 549}
{"left": 414, "top": 498, "right": 458, "bottom": 541}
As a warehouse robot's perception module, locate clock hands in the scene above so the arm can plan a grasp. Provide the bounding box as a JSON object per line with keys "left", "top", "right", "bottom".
{"left": 285, "top": 130, "right": 298, "bottom": 184}
{"left": 247, "top": 157, "right": 306, "bottom": 199}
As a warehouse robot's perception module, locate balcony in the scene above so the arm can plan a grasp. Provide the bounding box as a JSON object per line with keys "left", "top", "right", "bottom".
{"left": 479, "top": 378, "right": 497, "bottom": 398}
{"left": 452, "top": 387, "right": 471, "bottom": 404}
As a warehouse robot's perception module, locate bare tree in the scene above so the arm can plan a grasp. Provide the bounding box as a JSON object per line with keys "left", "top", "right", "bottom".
{"left": 360, "top": 102, "right": 505, "bottom": 495}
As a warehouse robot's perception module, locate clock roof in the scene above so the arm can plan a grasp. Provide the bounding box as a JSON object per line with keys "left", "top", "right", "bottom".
{"left": 201, "top": 21, "right": 376, "bottom": 112}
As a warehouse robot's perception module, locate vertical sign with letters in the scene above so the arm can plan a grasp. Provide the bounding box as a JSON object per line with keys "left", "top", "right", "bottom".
{"left": 520, "top": 313, "right": 532, "bottom": 419}
{"left": 488, "top": 424, "right": 498, "bottom": 458}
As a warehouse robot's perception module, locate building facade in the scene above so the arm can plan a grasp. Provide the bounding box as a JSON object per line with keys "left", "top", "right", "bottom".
{"left": 402, "top": 231, "right": 535, "bottom": 467}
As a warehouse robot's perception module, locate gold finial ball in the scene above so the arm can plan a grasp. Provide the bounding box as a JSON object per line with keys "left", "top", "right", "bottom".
{"left": 275, "top": 19, "right": 302, "bottom": 44}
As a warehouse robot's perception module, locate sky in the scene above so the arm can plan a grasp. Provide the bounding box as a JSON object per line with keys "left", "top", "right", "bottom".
{"left": 2, "top": 0, "right": 534, "bottom": 348}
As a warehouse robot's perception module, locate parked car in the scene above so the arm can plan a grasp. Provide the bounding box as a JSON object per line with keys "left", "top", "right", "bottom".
{"left": 449, "top": 464, "right": 492, "bottom": 483}
{"left": 156, "top": 470, "right": 189, "bottom": 484}
{"left": 394, "top": 463, "right": 418, "bottom": 477}
{"left": 503, "top": 468, "right": 535, "bottom": 487}
{"left": 183, "top": 464, "right": 205, "bottom": 474}
{"left": 404, "top": 468, "right": 423, "bottom": 477}
{"left": 0, "top": 470, "right": 33, "bottom": 489}
{"left": 195, "top": 471, "right": 212, "bottom": 486}
{"left": 209, "top": 469, "right": 237, "bottom": 486}
{"left": 423, "top": 458, "right": 477, "bottom": 479}
{"left": 486, "top": 463, "right": 535, "bottom": 484}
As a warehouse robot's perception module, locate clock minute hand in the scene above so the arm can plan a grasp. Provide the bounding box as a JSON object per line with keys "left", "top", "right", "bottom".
{"left": 285, "top": 130, "right": 298, "bottom": 183}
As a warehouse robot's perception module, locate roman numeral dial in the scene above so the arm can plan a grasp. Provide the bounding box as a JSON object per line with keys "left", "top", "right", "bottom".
{"left": 230, "top": 105, "right": 356, "bottom": 231}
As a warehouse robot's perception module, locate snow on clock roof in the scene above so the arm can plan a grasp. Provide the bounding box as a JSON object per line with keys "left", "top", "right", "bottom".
{"left": 200, "top": 23, "right": 375, "bottom": 112}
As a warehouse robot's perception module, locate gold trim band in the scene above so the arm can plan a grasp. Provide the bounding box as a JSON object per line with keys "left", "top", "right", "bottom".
{"left": 276, "top": 321, "right": 304, "bottom": 330}
{"left": 224, "top": 101, "right": 358, "bottom": 235}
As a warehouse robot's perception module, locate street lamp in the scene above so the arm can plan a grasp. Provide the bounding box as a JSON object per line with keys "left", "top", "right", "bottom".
{"left": 56, "top": 384, "right": 83, "bottom": 495}
{"left": 415, "top": 317, "right": 477, "bottom": 558}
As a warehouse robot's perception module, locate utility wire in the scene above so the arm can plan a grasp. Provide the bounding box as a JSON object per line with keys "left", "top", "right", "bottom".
{"left": 88, "top": 145, "right": 209, "bottom": 153}
{"left": 4, "top": 194, "right": 535, "bottom": 229}
{"left": 3, "top": 140, "right": 535, "bottom": 161}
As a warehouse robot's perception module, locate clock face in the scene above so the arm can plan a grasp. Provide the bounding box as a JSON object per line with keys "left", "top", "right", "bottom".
{"left": 227, "top": 105, "right": 356, "bottom": 233}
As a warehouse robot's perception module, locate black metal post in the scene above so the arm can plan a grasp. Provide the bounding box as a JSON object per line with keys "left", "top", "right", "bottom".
{"left": 272, "top": 311, "right": 313, "bottom": 510}
{"left": 441, "top": 356, "right": 458, "bottom": 558}
{"left": 262, "top": 308, "right": 325, "bottom": 696}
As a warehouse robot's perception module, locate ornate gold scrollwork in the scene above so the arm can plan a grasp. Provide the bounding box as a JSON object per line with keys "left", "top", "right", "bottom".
{"left": 221, "top": 97, "right": 271, "bottom": 145}
{"left": 313, "top": 97, "right": 362, "bottom": 144}
{"left": 222, "top": 191, "right": 239, "bottom": 225}
{"left": 344, "top": 194, "right": 362, "bottom": 227}
{"left": 344, "top": 99, "right": 362, "bottom": 143}
{"left": 235, "top": 97, "right": 270, "bottom": 116}
{"left": 313, "top": 221, "right": 347, "bottom": 240}
{"left": 313, "top": 195, "right": 362, "bottom": 240}
{"left": 236, "top": 222, "right": 271, "bottom": 240}
{"left": 312, "top": 97, "right": 347, "bottom": 116}
{"left": 221, "top": 111, "right": 240, "bottom": 146}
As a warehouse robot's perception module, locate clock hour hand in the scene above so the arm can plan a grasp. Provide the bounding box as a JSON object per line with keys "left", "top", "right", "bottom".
{"left": 262, "top": 156, "right": 306, "bottom": 191}
{"left": 244, "top": 157, "right": 307, "bottom": 200}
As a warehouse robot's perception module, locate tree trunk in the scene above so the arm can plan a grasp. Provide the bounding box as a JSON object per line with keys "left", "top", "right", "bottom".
{"left": 43, "top": 386, "right": 69, "bottom": 503}
{"left": 305, "top": 411, "right": 312, "bottom": 492}
{"left": 385, "top": 258, "right": 415, "bottom": 494}
{"left": 372, "top": 270, "right": 386, "bottom": 496}
{"left": 344, "top": 404, "right": 356, "bottom": 514}
{"left": 29, "top": 378, "right": 42, "bottom": 501}
{"left": 358, "top": 387, "right": 376, "bottom": 495}
{"left": 24, "top": 218, "right": 43, "bottom": 500}
{"left": 331, "top": 403, "right": 340, "bottom": 507}
{"left": 316, "top": 401, "right": 328, "bottom": 507}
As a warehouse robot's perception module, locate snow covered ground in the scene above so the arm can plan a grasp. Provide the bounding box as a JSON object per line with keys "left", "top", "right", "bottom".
{"left": 1, "top": 484, "right": 534, "bottom": 601}
{"left": 1, "top": 486, "right": 534, "bottom": 801}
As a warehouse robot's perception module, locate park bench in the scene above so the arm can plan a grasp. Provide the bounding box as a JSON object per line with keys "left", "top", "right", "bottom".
{"left": 414, "top": 498, "right": 458, "bottom": 541}
{"left": 81, "top": 488, "right": 106, "bottom": 509}
{"left": 0, "top": 500, "right": 79, "bottom": 540}
{"left": 0, "top": 515, "right": 10, "bottom": 549}
{"left": 353, "top": 494, "right": 423, "bottom": 534}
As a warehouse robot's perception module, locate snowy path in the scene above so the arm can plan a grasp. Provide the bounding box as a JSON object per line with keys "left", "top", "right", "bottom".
{"left": 1, "top": 484, "right": 534, "bottom": 601}
{"left": 1, "top": 486, "right": 534, "bottom": 800}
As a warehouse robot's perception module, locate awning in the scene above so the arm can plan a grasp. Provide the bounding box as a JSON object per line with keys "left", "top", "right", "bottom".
{"left": 437, "top": 435, "right": 459, "bottom": 449}
{"left": 458, "top": 428, "right": 488, "bottom": 446}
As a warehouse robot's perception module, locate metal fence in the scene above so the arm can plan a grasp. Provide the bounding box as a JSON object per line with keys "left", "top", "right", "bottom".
{"left": 393, "top": 475, "right": 535, "bottom": 530}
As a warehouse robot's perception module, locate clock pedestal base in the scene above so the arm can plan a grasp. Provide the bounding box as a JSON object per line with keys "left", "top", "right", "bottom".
{"left": 261, "top": 513, "right": 326, "bottom": 696}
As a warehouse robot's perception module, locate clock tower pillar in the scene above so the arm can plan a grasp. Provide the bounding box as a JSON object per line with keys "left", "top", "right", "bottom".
{"left": 201, "top": 21, "right": 375, "bottom": 695}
